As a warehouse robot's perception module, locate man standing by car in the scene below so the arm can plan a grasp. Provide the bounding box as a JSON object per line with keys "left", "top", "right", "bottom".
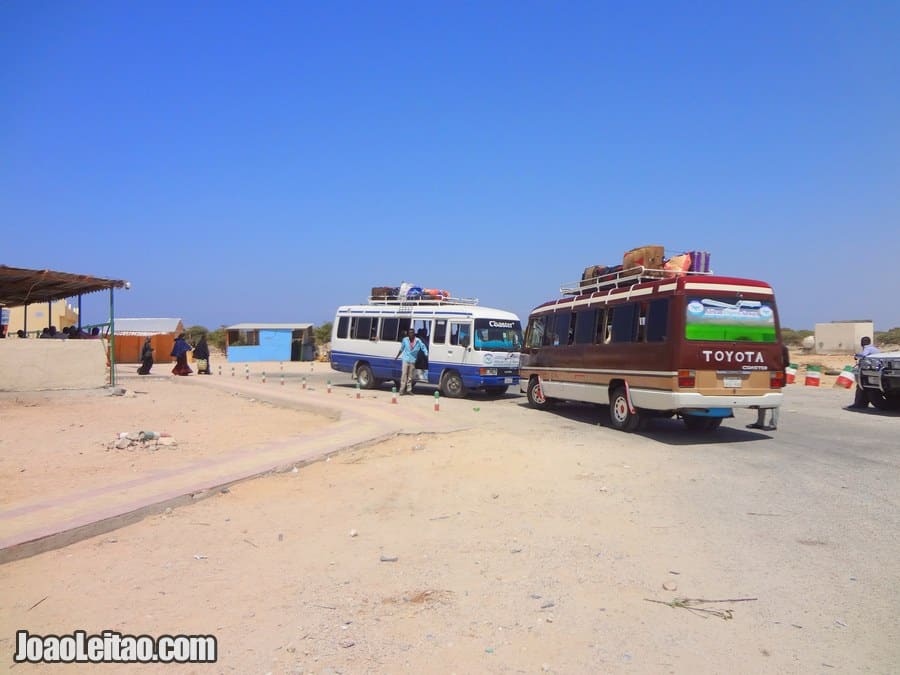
{"left": 847, "top": 337, "right": 880, "bottom": 409}
{"left": 395, "top": 328, "right": 428, "bottom": 395}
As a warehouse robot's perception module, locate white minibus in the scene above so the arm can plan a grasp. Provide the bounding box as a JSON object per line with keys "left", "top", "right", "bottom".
{"left": 330, "top": 296, "right": 523, "bottom": 397}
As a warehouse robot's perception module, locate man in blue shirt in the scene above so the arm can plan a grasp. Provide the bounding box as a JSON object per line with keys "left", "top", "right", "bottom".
{"left": 847, "top": 337, "right": 880, "bottom": 409}
{"left": 395, "top": 328, "right": 428, "bottom": 395}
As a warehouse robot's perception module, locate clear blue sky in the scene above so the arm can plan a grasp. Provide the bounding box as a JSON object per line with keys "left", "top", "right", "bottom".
{"left": 2, "top": 2, "right": 898, "bottom": 331}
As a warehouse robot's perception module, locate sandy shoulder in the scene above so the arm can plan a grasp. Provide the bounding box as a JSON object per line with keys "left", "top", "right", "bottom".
{"left": 0, "top": 378, "right": 329, "bottom": 505}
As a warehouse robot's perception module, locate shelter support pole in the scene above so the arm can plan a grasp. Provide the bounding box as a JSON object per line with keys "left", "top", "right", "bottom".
{"left": 78, "top": 295, "right": 82, "bottom": 331}
{"left": 109, "top": 287, "right": 116, "bottom": 387}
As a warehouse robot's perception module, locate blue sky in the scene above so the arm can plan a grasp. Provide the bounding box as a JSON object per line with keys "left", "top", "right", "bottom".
{"left": 2, "top": 1, "right": 898, "bottom": 331}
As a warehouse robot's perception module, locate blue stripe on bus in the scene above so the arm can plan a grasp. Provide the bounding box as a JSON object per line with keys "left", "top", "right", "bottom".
{"left": 330, "top": 350, "right": 518, "bottom": 389}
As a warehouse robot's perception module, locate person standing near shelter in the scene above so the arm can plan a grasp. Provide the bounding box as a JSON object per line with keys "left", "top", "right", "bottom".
{"left": 171, "top": 332, "right": 193, "bottom": 376}
{"left": 193, "top": 334, "right": 211, "bottom": 375}
{"left": 846, "top": 337, "right": 880, "bottom": 409}
{"left": 394, "top": 328, "right": 428, "bottom": 395}
{"left": 137, "top": 337, "right": 154, "bottom": 375}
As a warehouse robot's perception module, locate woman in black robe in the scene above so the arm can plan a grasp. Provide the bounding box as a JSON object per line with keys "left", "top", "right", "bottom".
{"left": 193, "top": 335, "right": 211, "bottom": 375}
{"left": 137, "top": 337, "right": 154, "bottom": 375}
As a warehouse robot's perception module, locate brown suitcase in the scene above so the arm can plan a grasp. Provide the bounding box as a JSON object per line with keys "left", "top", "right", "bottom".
{"left": 581, "top": 264, "right": 610, "bottom": 280}
{"left": 580, "top": 264, "right": 623, "bottom": 288}
{"left": 622, "top": 245, "right": 664, "bottom": 271}
{"left": 371, "top": 286, "right": 396, "bottom": 299}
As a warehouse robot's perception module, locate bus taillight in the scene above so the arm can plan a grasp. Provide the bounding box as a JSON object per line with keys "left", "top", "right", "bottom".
{"left": 770, "top": 370, "right": 785, "bottom": 388}
{"left": 678, "top": 370, "right": 695, "bottom": 388}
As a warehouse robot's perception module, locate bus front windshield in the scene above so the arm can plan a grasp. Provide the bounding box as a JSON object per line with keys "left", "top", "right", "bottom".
{"left": 473, "top": 319, "right": 523, "bottom": 352}
{"left": 685, "top": 297, "right": 777, "bottom": 343}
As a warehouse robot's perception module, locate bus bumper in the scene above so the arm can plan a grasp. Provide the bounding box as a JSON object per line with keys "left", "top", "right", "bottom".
{"left": 630, "top": 390, "right": 784, "bottom": 411}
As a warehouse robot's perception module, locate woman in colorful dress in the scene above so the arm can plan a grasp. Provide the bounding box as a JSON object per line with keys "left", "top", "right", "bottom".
{"left": 171, "top": 333, "right": 193, "bottom": 376}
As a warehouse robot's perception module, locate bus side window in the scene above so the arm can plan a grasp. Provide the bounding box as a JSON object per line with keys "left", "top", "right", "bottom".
{"left": 337, "top": 317, "right": 349, "bottom": 339}
{"left": 450, "top": 322, "right": 470, "bottom": 347}
{"left": 574, "top": 309, "right": 596, "bottom": 344}
{"left": 636, "top": 304, "right": 647, "bottom": 342}
{"left": 610, "top": 304, "right": 638, "bottom": 343}
{"left": 381, "top": 317, "right": 399, "bottom": 341}
{"left": 414, "top": 320, "right": 429, "bottom": 345}
{"left": 370, "top": 318, "right": 379, "bottom": 340}
{"left": 596, "top": 308, "right": 612, "bottom": 345}
{"left": 397, "top": 319, "right": 411, "bottom": 339}
{"left": 646, "top": 298, "right": 669, "bottom": 342}
{"left": 551, "top": 312, "right": 571, "bottom": 347}
{"left": 526, "top": 316, "right": 545, "bottom": 349}
{"left": 433, "top": 320, "right": 447, "bottom": 344}
{"left": 351, "top": 317, "right": 372, "bottom": 340}
{"left": 542, "top": 317, "right": 554, "bottom": 346}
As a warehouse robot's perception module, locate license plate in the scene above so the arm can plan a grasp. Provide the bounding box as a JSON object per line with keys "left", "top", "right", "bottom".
{"left": 723, "top": 377, "right": 742, "bottom": 388}
{"left": 504, "top": 377, "right": 514, "bottom": 384}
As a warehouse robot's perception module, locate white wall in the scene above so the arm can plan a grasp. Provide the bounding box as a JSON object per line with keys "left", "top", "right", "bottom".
{"left": 814, "top": 322, "right": 874, "bottom": 354}
{"left": 0, "top": 339, "right": 109, "bottom": 391}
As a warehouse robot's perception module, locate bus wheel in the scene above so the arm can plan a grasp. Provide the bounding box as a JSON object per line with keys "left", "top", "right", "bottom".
{"left": 527, "top": 378, "right": 554, "bottom": 409}
{"left": 441, "top": 371, "right": 467, "bottom": 398}
{"left": 609, "top": 386, "right": 641, "bottom": 432}
{"left": 356, "top": 364, "right": 376, "bottom": 389}
{"left": 683, "top": 416, "right": 723, "bottom": 431}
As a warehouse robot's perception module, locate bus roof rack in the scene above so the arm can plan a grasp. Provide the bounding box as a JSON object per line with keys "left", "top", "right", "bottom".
{"left": 559, "top": 266, "right": 712, "bottom": 295}
{"left": 367, "top": 295, "right": 480, "bottom": 306}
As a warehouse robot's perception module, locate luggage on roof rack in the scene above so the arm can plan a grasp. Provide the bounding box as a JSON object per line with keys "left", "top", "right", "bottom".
{"left": 561, "top": 266, "right": 662, "bottom": 295}
{"left": 623, "top": 245, "right": 664, "bottom": 271}
{"left": 367, "top": 294, "right": 479, "bottom": 306}
{"left": 371, "top": 286, "right": 399, "bottom": 300}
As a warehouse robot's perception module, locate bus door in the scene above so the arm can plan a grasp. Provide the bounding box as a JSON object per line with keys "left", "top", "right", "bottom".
{"left": 445, "top": 320, "right": 472, "bottom": 369}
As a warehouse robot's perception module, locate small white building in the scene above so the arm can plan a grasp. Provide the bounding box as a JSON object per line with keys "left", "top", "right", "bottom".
{"left": 814, "top": 321, "right": 874, "bottom": 354}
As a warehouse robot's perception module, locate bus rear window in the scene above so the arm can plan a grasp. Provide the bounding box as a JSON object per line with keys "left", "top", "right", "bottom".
{"left": 685, "top": 297, "right": 777, "bottom": 343}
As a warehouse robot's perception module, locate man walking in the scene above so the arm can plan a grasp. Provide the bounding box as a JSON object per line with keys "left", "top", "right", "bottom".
{"left": 395, "top": 328, "right": 428, "bottom": 395}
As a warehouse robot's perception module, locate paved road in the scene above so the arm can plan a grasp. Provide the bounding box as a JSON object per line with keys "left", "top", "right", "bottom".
{"left": 492, "top": 382, "right": 900, "bottom": 669}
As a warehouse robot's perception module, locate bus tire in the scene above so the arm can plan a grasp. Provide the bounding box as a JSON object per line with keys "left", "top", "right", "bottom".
{"left": 526, "top": 377, "right": 554, "bottom": 409}
{"left": 356, "top": 363, "right": 376, "bottom": 389}
{"left": 441, "top": 371, "right": 467, "bottom": 398}
{"left": 609, "top": 386, "right": 641, "bottom": 432}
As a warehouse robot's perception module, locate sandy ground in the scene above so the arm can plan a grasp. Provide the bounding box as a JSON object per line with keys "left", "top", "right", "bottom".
{"left": 0, "top": 377, "right": 328, "bottom": 505}
{"left": 0, "top": 362, "right": 895, "bottom": 674}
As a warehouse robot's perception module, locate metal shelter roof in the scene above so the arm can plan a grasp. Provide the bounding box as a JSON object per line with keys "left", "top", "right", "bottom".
{"left": 114, "top": 318, "right": 184, "bottom": 336}
{"left": 0, "top": 265, "right": 126, "bottom": 307}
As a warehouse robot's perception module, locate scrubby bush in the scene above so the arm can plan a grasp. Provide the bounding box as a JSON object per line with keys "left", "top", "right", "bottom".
{"left": 314, "top": 322, "right": 332, "bottom": 345}
{"left": 781, "top": 328, "right": 814, "bottom": 346}
{"left": 875, "top": 327, "right": 900, "bottom": 348}
{"left": 185, "top": 324, "right": 226, "bottom": 351}
{"left": 206, "top": 326, "right": 227, "bottom": 351}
